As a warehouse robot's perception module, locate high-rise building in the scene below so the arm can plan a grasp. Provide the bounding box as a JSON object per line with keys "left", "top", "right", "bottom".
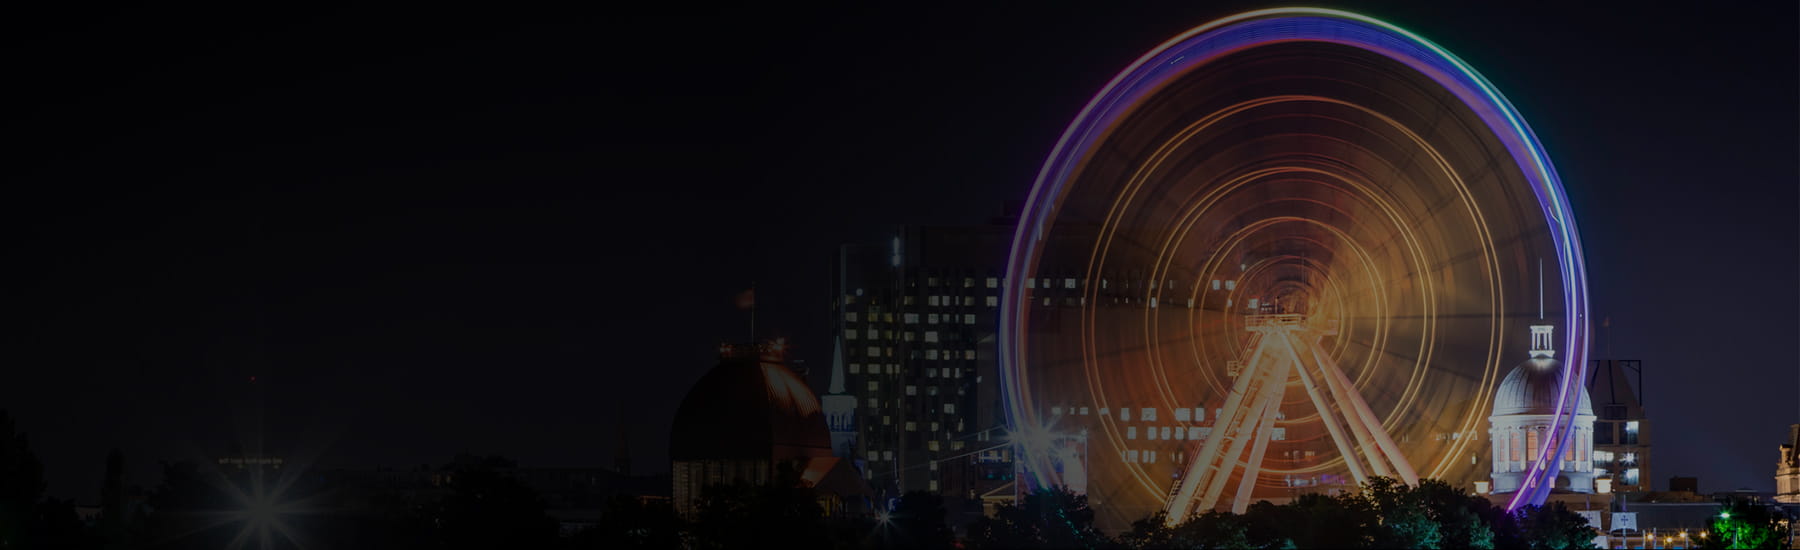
{"left": 832, "top": 224, "right": 1017, "bottom": 503}
{"left": 1588, "top": 359, "right": 1650, "bottom": 492}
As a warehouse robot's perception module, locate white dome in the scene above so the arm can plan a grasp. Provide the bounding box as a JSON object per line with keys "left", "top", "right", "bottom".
{"left": 1492, "top": 357, "right": 1593, "bottom": 417}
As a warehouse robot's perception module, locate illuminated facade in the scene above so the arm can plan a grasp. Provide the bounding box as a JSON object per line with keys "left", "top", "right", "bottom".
{"left": 1487, "top": 325, "right": 1596, "bottom": 494}
{"left": 1589, "top": 359, "right": 1651, "bottom": 492}
{"left": 997, "top": 9, "right": 1594, "bottom": 531}
{"left": 833, "top": 225, "right": 1015, "bottom": 502}
{"left": 1777, "top": 424, "right": 1799, "bottom": 504}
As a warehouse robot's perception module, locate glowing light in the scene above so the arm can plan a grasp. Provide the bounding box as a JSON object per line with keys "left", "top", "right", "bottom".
{"left": 999, "top": 7, "right": 1589, "bottom": 514}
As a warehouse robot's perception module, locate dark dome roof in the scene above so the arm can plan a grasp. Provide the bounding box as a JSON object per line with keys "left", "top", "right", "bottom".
{"left": 670, "top": 350, "right": 831, "bottom": 462}
{"left": 1492, "top": 357, "right": 1593, "bottom": 417}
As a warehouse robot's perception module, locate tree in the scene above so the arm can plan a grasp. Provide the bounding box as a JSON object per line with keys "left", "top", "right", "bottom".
{"left": 1701, "top": 499, "right": 1785, "bottom": 550}
{"left": 433, "top": 457, "right": 559, "bottom": 550}
{"left": 878, "top": 491, "right": 953, "bottom": 550}
{"left": 0, "top": 410, "right": 48, "bottom": 548}
{"left": 1513, "top": 502, "right": 1596, "bottom": 550}
{"left": 965, "top": 486, "right": 1106, "bottom": 549}
{"left": 566, "top": 494, "right": 684, "bottom": 550}
{"left": 689, "top": 461, "right": 829, "bottom": 550}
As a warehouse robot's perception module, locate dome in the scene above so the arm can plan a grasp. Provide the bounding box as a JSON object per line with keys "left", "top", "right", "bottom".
{"left": 670, "top": 347, "right": 832, "bottom": 462}
{"left": 1491, "top": 357, "right": 1593, "bottom": 417}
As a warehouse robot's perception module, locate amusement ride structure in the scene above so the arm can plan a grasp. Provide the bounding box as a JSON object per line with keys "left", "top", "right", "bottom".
{"left": 998, "top": 9, "right": 1592, "bottom": 531}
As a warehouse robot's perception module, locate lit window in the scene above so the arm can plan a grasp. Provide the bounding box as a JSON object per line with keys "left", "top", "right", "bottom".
{"left": 1026, "top": 279, "right": 1035, "bottom": 289}
{"left": 1142, "top": 408, "right": 1157, "bottom": 422}
{"left": 1195, "top": 408, "right": 1206, "bottom": 423}
{"left": 1212, "top": 280, "right": 1221, "bottom": 290}
{"left": 926, "top": 351, "right": 939, "bottom": 361}
{"left": 884, "top": 450, "right": 893, "bottom": 460}
{"left": 845, "top": 329, "right": 858, "bottom": 340}
{"left": 1174, "top": 428, "right": 1185, "bottom": 440}
{"left": 963, "top": 277, "right": 974, "bottom": 288}
{"left": 849, "top": 363, "right": 860, "bottom": 374}
{"left": 1147, "top": 427, "right": 1158, "bottom": 440}
{"left": 963, "top": 296, "right": 974, "bottom": 306}
{"left": 1079, "top": 407, "right": 1089, "bottom": 415}
{"left": 1120, "top": 408, "right": 1131, "bottom": 421}
{"left": 1225, "top": 280, "right": 1236, "bottom": 290}
{"left": 1188, "top": 427, "right": 1202, "bottom": 440}
{"left": 883, "top": 416, "right": 891, "bottom": 425}
{"left": 1147, "top": 450, "right": 1157, "bottom": 463}
{"left": 963, "top": 314, "right": 976, "bottom": 324}
{"left": 930, "top": 422, "right": 939, "bottom": 431}
{"left": 867, "top": 381, "right": 879, "bottom": 391}
{"left": 1272, "top": 428, "right": 1285, "bottom": 441}
{"left": 1527, "top": 429, "right": 1540, "bottom": 461}
{"left": 927, "top": 313, "right": 939, "bottom": 324}
{"left": 928, "top": 296, "right": 940, "bottom": 306}
{"left": 867, "top": 398, "right": 877, "bottom": 409}
{"left": 926, "top": 386, "right": 938, "bottom": 396}
{"left": 925, "top": 331, "right": 939, "bottom": 343}
{"left": 1125, "top": 450, "right": 1139, "bottom": 463}
{"left": 952, "top": 441, "right": 964, "bottom": 450}
{"left": 846, "top": 312, "right": 858, "bottom": 322}
{"left": 906, "top": 421, "right": 917, "bottom": 432}
{"left": 1052, "top": 406, "right": 1063, "bottom": 415}
{"left": 986, "top": 296, "right": 998, "bottom": 307}
{"left": 1176, "top": 408, "right": 1191, "bottom": 422}
{"left": 1127, "top": 426, "right": 1137, "bottom": 439}
{"left": 928, "top": 440, "right": 940, "bottom": 451}
{"left": 926, "top": 367, "right": 937, "bottom": 377}
{"left": 867, "top": 346, "right": 881, "bottom": 357}
{"left": 868, "top": 451, "right": 879, "bottom": 461}
{"left": 1099, "top": 408, "right": 1109, "bottom": 417}
{"left": 906, "top": 385, "right": 917, "bottom": 396}
{"left": 964, "top": 350, "right": 975, "bottom": 360}
{"left": 944, "top": 404, "right": 955, "bottom": 414}
{"left": 1064, "top": 278, "right": 1076, "bottom": 289}
{"left": 1162, "top": 427, "right": 1172, "bottom": 440}
{"left": 904, "top": 332, "right": 915, "bottom": 342}
{"left": 986, "top": 277, "right": 998, "bottom": 288}
{"left": 904, "top": 313, "right": 919, "bottom": 324}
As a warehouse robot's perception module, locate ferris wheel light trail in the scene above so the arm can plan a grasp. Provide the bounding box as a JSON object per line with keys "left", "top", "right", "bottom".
{"left": 999, "top": 7, "right": 1591, "bottom": 521}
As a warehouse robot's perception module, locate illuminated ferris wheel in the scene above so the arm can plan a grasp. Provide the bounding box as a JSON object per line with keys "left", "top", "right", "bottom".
{"left": 999, "top": 9, "right": 1591, "bottom": 530}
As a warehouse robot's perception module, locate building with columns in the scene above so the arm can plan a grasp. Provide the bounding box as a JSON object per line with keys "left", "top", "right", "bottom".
{"left": 1487, "top": 324, "right": 1598, "bottom": 494}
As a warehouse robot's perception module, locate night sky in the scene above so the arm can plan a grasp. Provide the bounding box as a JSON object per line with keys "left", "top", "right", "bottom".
{"left": 9, "top": 3, "right": 1797, "bottom": 501}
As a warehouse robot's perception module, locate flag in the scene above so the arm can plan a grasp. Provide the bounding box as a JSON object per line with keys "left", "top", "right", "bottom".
{"left": 735, "top": 288, "right": 755, "bottom": 310}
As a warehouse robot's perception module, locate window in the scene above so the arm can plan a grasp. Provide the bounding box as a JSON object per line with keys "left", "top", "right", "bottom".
{"left": 883, "top": 450, "right": 893, "bottom": 460}
{"left": 1623, "top": 468, "right": 1640, "bottom": 485}
{"left": 1127, "top": 426, "right": 1137, "bottom": 440}
{"left": 1272, "top": 428, "right": 1285, "bottom": 441}
{"left": 925, "top": 331, "right": 939, "bottom": 343}
{"left": 1623, "top": 421, "right": 1639, "bottom": 445}
{"left": 1176, "top": 408, "right": 1191, "bottom": 422}
{"left": 943, "top": 403, "right": 955, "bottom": 414}
{"left": 846, "top": 312, "right": 858, "bottom": 322}
{"left": 928, "top": 296, "right": 940, "bottom": 306}
{"left": 904, "top": 313, "right": 919, "bottom": 324}
{"left": 1212, "top": 280, "right": 1221, "bottom": 290}
{"left": 927, "top": 313, "right": 939, "bottom": 324}
{"left": 986, "top": 296, "right": 998, "bottom": 307}
{"left": 1125, "top": 450, "right": 1139, "bottom": 463}
{"left": 867, "top": 398, "right": 877, "bottom": 409}
{"left": 964, "top": 277, "right": 974, "bottom": 288}
{"left": 1147, "top": 426, "right": 1158, "bottom": 440}
{"left": 928, "top": 441, "right": 940, "bottom": 451}
{"left": 905, "top": 421, "right": 917, "bottom": 432}
{"left": 964, "top": 350, "right": 975, "bottom": 360}
{"left": 849, "top": 363, "right": 860, "bottom": 374}
{"left": 1510, "top": 430, "right": 1522, "bottom": 462}
{"left": 926, "top": 386, "right": 937, "bottom": 396}
{"left": 986, "top": 277, "right": 998, "bottom": 288}
{"left": 1595, "top": 422, "right": 1615, "bottom": 444}
{"left": 867, "top": 346, "right": 881, "bottom": 357}
{"left": 1142, "top": 408, "right": 1157, "bottom": 422}
{"left": 867, "top": 381, "right": 879, "bottom": 391}
{"left": 1163, "top": 427, "right": 1173, "bottom": 440}
{"left": 1052, "top": 406, "right": 1063, "bottom": 415}
{"left": 906, "top": 385, "right": 917, "bottom": 396}
{"left": 925, "top": 350, "right": 938, "bottom": 360}
{"left": 1527, "top": 429, "right": 1540, "bottom": 462}
{"left": 1079, "top": 407, "right": 1089, "bottom": 415}
{"left": 1064, "top": 278, "right": 1076, "bottom": 289}
{"left": 1174, "top": 427, "right": 1185, "bottom": 440}
{"left": 868, "top": 451, "right": 879, "bottom": 461}
{"left": 845, "top": 329, "right": 858, "bottom": 340}
{"left": 1120, "top": 408, "right": 1131, "bottom": 421}
{"left": 963, "top": 314, "right": 976, "bottom": 324}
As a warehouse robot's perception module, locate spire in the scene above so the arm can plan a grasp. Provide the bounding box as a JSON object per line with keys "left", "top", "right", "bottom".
{"left": 828, "top": 326, "right": 847, "bottom": 395}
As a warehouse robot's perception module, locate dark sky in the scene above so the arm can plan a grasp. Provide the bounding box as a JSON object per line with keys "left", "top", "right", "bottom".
{"left": 8, "top": 3, "right": 1797, "bottom": 501}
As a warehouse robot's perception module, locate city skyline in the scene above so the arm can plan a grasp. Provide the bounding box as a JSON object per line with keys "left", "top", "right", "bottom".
{"left": 9, "top": 1, "right": 1798, "bottom": 508}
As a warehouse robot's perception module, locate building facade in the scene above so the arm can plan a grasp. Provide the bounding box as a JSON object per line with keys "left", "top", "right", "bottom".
{"left": 1589, "top": 359, "right": 1651, "bottom": 492}
{"left": 1487, "top": 324, "right": 1597, "bottom": 494}
{"left": 832, "top": 224, "right": 1017, "bottom": 503}
{"left": 1778, "top": 424, "right": 1799, "bottom": 505}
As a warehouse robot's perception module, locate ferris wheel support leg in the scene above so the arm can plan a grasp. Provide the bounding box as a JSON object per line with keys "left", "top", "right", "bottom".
{"left": 1231, "top": 389, "right": 1282, "bottom": 514}
{"left": 1283, "top": 331, "right": 1369, "bottom": 485}
{"left": 1199, "top": 356, "right": 1290, "bottom": 513}
{"left": 1310, "top": 337, "right": 1390, "bottom": 479}
{"left": 1310, "top": 342, "right": 1419, "bottom": 485}
{"left": 1165, "top": 332, "right": 1275, "bottom": 525}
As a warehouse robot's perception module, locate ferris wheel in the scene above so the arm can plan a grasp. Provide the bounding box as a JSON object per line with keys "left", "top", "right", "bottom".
{"left": 998, "top": 9, "right": 1591, "bottom": 530}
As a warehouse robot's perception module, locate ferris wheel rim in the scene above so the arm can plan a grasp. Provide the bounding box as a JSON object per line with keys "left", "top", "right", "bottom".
{"left": 998, "top": 8, "right": 1591, "bottom": 513}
